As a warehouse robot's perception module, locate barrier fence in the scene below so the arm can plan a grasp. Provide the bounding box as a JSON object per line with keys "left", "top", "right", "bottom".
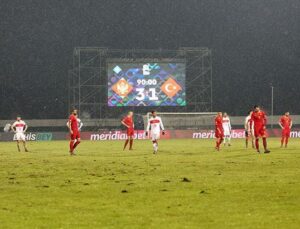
{"left": 1, "top": 115, "right": 300, "bottom": 132}
{"left": 1, "top": 129, "right": 300, "bottom": 142}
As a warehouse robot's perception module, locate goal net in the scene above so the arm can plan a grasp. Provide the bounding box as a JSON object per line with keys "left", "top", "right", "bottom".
{"left": 144, "top": 112, "right": 217, "bottom": 130}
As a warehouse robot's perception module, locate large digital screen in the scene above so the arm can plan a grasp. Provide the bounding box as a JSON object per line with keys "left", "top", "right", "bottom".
{"left": 107, "top": 62, "right": 186, "bottom": 106}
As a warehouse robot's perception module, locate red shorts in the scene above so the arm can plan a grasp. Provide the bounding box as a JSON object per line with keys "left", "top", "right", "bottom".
{"left": 254, "top": 125, "right": 266, "bottom": 138}
{"left": 127, "top": 128, "right": 134, "bottom": 137}
{"left": 282, "top": 129, "right": 290, "bottom": 137}
{"left": 70, "top": 131, "right": 80, "bottom": 140}
{"left": 215, "top": 129, "right": 224, "bottom": 138}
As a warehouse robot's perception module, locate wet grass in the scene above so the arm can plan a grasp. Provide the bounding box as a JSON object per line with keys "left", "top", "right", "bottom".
{"left": 0, "top": 138, "right": 299, "bottom": 228}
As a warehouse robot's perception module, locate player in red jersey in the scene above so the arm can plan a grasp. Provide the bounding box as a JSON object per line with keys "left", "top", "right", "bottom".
{"left": 121, "top": 111, "right": 134, "bottom": 150}
{"left": 251, "top": 105, "right": 270, "bottom": 153}
{"left": 278, "top": 112, "right": 292, "bottom": 148}
{"left": 67, "top": 109, "right": 80, "bottom": 155}
{"left": 215, "top": 112, "right": 224, "bottom": 151}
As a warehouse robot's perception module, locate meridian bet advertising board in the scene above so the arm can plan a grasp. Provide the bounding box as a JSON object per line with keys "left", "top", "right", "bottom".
{"left": 107, "top": 61, "right": 186, "bottom": 106}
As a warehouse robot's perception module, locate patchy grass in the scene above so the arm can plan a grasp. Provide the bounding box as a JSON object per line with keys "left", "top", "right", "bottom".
{"left": 0, "top": 138, "right": 300, "bottom": 228}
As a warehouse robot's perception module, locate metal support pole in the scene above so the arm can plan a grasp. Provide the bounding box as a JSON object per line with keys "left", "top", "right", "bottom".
{"left": 78, "top": 49, "right": 81, "bottom": 113}
{"left": 271, "top": 85, "right": 274, "bottom": 129}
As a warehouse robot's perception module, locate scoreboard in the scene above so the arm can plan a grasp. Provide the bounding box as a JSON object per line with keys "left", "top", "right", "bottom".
{"left": 107, "top": 62, "right": 186, "bottom": 107}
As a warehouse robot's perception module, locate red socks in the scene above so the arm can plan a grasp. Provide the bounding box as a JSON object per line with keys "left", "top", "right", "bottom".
{"left": 219, "top": 138, "right": 223, "bottom": 147}
{"left": 255, "top": 139, "right": 259, "bottom": 151}
{"left": 73, "top": 140, "right": 80, "bottom": 149}
{"left": 129, "top": 139, "right": 133, "bottom": 149}
{"left": 124, "top": 139, "right": 133, "bottom": 150}
{"left": 69, "top": 140, "right": 74, "bottom": 152}
{"left": 216, "top": 138, "right": 223, "bottom": 149}
{"left": 285, "top": 137, "right": 289, "bottom": 147}
{"left": 123, "top": 140, "right": 129, "bottom": 150}
{"left": 70, "top": 140, "right": 80, "bottom": 153}
{"left": 281, "top": 137, "right": 289, "bottom": 147}
{"left": 262, "top": 138, "right": 267, "bottom": 150}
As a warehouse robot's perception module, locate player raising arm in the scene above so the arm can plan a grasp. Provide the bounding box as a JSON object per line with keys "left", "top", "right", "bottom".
{"left": 121, "top": 111, "right": 134, "bottom": 150}
{"left": 215, "top": 112, "right": 224, "bottom": 151}
{"left": 278, "top": 112, "right": 292, "bottom": 148}
{"left": 222, "top": 112, "right": 232, "bottom": 146}
{"left": 245, "top": 110, "right": 254, "bottom": 149}
{"left": 251, "top": 105, "right": 270, "bottom": 153}
{"left": 67, "top": 109, "right": 81, "bottom": 155}
{"left": 11, "top": 116, "right": 29, "bottom": 152}
{"left": 146, "top": 111, "right": 165, "bottom": 154}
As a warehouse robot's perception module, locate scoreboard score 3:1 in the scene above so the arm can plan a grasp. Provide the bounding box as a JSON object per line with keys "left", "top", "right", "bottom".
{"left": 107, "top": 62, "right": 186, "bottom": 107}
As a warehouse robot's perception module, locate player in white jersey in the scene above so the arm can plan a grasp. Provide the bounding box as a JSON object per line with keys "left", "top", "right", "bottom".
{"left": 11, "top": 116, "right": 29, "bottom": 152}
{"left": 146, "top": 111, "right": 165, "bottom": 154}
{"left": 245, "top": 110, "right": 254, "bottom": 148}
{"left": 222, "top": 112, "right": 232, "bottom": 146}
{"left": 77, "top": 117, "right": 83, "bottom": 131}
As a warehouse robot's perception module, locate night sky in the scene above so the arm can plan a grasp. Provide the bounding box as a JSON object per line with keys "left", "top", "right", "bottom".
{"left": 0, "top": 0, "right": 299, "bottom": 119}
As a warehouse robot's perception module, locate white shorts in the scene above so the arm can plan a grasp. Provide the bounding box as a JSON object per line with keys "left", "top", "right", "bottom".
{"left": 15, "top": 133, "right": 26, "bottom": 141}
{"left": 224, "top": 129, "right": 231, "bottom": 136}
{"left": 151, "top": 132, "right": 160, "bottom": 141}
{"left": 247, "top": 129, "right": 254, "bottom": 136}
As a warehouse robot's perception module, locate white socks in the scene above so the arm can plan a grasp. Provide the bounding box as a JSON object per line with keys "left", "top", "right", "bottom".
{"left": 153, "top": 143, "right": 158, "bottom": 152}
{"left": 224, "top": 137, "right": 231, "bottom": 145}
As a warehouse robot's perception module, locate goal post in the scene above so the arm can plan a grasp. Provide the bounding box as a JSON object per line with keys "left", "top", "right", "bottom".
{"left": 144, "top": 112, "right": 217, "bottom": 130}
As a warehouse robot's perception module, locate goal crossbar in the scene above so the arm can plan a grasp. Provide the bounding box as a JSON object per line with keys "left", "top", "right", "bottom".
{"left": 144, "top": 112, "right": 217, "bottom": 130}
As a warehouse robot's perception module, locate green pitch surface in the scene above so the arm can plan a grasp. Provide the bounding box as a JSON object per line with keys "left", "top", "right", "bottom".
{"left": 0, "top": 139, "right": 300, "bottom": 229}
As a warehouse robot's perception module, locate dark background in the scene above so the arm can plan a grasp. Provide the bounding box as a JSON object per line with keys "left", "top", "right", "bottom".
{"left": 0, "top": 0, "right": 299, "bottom": 119}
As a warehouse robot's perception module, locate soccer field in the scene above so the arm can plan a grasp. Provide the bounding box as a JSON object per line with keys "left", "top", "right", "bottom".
{"left": 0, "top": 139, "right": 299, "bottom": 229}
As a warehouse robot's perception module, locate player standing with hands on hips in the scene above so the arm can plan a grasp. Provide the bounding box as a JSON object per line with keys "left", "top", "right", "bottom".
{"left": 66, "top": 115, "right": 83, "bottom": 132}
{"left": 245, "top": 111, "right": 254, "bottom": 149}
{"left": 67, "top": 109, "right": 81, "bottom": 155}
{"left": 121, "top": 111, "right": 134, "bottom": 150}
{"left": 278, "top": 112, "right": 292, "bottom": 148}
{"left": 251, "top": 105, "right": 270, "bottom": 153}
{"left": 222, "top": 112, "right": 232, "bottom": 146}
{"left": 11, "top": 116, "right": 29, "bottom": 152}
{"left": 215, "top": 112, "right": 224, "bottom": 151}
{"left": 146, "top": 111, "right": 165, "bottom": 154}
